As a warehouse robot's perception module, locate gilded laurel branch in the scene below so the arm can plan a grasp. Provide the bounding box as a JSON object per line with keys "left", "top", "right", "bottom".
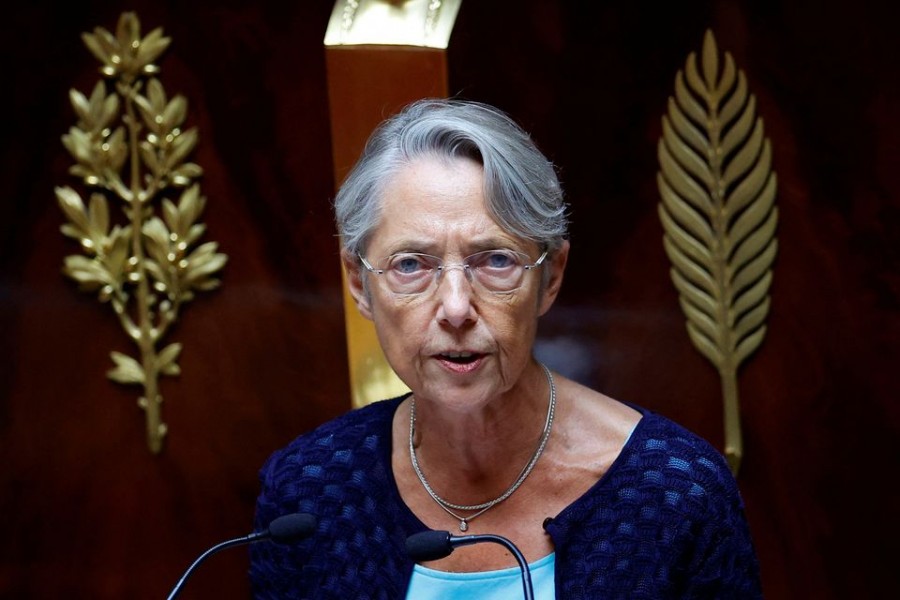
{"left": 56, "top": 12, "right": 227, "bottom": 453}
{"left": 657, "top": 30, "right": 778, "bottom": 474}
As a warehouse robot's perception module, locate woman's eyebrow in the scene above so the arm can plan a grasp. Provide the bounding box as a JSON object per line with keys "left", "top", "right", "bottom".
{"left": 382, "top": 235, "right": 525, "bottom": 257}
{"left": 383, "top": 240, "right": 438, "bottom": 256}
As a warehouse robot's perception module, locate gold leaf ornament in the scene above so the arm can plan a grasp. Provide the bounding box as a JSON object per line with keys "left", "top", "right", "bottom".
{"left": 657, "top": 30, "right": 778, "bottom": 474}
{"left": 81, "top": 12, "right": 171, "bottom": 81}
{"left": 58, "top": 13, "right": 226, "bottom": 454}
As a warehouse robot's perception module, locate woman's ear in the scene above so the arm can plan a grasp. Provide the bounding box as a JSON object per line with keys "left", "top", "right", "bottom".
{"left": 538, "top": 240, "right": 569, "bottom": 316}
{"left": 341, "top": 250, "right": 374, "bottom": 320}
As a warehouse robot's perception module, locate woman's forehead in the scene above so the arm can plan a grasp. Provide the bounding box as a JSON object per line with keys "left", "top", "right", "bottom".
{"left": 368, "top": 155, "right": 538, "bottom": 255}
{"left": 383, "top": 155, "right": 483, "bottom": 205}
{"left": 375, "top": 159, "right": 490, "bottom": 235}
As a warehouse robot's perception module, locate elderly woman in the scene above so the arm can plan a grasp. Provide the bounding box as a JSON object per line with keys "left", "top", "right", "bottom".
{"left": 250, "top": 99, "right": 761, "bottom": 598}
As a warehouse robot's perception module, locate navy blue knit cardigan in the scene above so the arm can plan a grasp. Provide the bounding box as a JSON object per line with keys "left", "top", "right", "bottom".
{"left": 250, "top": 396, "right": 762, "bottom": 599}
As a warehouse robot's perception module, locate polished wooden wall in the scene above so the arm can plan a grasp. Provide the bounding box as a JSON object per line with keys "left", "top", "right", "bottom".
{"left": 1, "top": 1, "right": 898, "bottom": 598}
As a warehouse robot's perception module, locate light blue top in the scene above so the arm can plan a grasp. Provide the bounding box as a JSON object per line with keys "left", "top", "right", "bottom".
{"left": 405, "top": 552, "right": 555, "bottom": 599}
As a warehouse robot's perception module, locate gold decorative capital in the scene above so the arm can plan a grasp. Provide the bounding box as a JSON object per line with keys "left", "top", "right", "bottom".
{"left": 324, "top": 0, "right": 462, "bottom": 49}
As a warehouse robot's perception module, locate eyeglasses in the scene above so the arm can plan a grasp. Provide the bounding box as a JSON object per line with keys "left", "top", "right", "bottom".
{"left": 358, "top": 248, "right": 548, "bottom": 295}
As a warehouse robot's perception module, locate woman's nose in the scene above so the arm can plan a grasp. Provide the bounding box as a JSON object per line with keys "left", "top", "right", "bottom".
{"left": 435, "top": 267, "right": 477, "bottom": 328}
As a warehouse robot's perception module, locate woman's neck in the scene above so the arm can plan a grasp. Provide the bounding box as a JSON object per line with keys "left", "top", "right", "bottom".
{"left": 408, "top": 363, "right": 552, "bottom": 494}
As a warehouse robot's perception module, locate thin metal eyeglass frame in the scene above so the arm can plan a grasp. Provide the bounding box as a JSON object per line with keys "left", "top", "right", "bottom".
{"left": 357, "top": 249, "right": 548, "bottom": 295}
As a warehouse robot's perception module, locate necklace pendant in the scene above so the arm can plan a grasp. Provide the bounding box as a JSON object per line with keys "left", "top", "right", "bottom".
{"left": 459, "top": 520, "right": 468, "bottom": 532}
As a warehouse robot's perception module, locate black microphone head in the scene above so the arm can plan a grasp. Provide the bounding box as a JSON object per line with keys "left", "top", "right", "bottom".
{"left": 268, "top": 513, "right": 317, "bottom": 543}
{"left": 406, "top": 530, "right": 454, "bottom": 562}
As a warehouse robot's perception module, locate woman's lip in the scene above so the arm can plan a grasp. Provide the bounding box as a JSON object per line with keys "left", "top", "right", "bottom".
{"left": 434, "top": 353, "right": 486, "bottom": 374}
{"left": 436, "top": 350, "right": 483, "bottom": 358}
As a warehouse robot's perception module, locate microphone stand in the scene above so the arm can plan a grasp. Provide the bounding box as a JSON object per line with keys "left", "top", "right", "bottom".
{"left": 166, "top": 533, "right": 265, "bottom": 600}
{"left": 406, "top": 530, "right": 534, "bottom": 600}
{"left": 166, "top": 513, "right": 316, "bottom": 600}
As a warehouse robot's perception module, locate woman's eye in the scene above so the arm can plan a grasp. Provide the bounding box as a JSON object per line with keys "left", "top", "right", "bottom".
{"left": 483, "top": 251, "right": 516, "bottom": 269}
{"left": 393, "top": 256, "right": 425, "bottom": 274}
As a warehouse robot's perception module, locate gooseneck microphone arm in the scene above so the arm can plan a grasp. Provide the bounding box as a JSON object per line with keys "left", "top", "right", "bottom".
{"left": 166, "top": 535, "right": 260, "bottom": 600}
{"left": 406, "top": 529, "right": 534, "bottom": 600}
{"left": 166, "top": 512, "right": 316, "bottom": 600}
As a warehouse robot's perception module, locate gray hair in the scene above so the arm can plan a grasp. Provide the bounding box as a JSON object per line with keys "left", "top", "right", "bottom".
{"left": 333, "top": 99, "right": 569, "bottom": 257}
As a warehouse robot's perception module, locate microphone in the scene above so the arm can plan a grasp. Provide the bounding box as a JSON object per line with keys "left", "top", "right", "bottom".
{"left": 166, "top": 512, "right": 316, "bottom": 600}
{"left": 406, "top": 529, "right": 534, "bottom": 600}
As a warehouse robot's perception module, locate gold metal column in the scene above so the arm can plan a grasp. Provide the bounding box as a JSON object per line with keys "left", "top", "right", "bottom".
{"left": 324, "top": 1, "right": 462, "bottom": 407}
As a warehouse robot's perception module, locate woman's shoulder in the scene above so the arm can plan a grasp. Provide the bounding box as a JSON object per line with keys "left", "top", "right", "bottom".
{"left": 252, "top": 395, "right": 416, "bottom": 565}
{"left": 605, "top": 402, "right": 744, "bottom": 510}
{"left": 557, "top": 376, "right": 733, "bottom": 490}
{"left": 260, "top": 395, "right": 406, "bottom": 484}
{"left": 553, "top": 401, "right": 744, "bottom": 532}
{"left": 626, "top": 405, "right": 729, "bottom": 471}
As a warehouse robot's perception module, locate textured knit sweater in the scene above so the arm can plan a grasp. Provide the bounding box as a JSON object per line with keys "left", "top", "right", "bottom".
{"left": 250, "top": 396, "right": 762, "bottom": 599}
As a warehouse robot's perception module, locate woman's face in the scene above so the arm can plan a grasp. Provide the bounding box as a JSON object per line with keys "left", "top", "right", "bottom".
{"left": 345, "top": 155, "right": 567, "bottom": 410}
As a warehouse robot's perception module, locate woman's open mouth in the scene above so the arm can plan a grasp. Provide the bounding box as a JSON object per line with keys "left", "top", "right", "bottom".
{"left": 435, "top": 351, "right": 485, "bottom": 372}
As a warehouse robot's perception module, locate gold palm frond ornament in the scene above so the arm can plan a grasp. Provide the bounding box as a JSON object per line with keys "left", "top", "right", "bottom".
{"left": 657, "top": 30, "right": 778, "bottom": 475}
{"left": 56, "top": 12, "right": 227, "bottom": 454}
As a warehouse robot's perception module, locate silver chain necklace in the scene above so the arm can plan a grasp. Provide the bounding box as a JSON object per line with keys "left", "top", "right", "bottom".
{"left": 408, "top": 363, "right": 556, "bottom": 532}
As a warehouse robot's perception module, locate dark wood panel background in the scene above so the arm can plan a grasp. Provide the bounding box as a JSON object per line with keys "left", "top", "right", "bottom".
{"left": 1, "top": 1, "right": 897, "bottom": 598}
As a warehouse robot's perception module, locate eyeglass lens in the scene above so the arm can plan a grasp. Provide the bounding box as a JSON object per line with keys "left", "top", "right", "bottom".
{"left": 381, "top": 249, "right": 536, "bottom": 294}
